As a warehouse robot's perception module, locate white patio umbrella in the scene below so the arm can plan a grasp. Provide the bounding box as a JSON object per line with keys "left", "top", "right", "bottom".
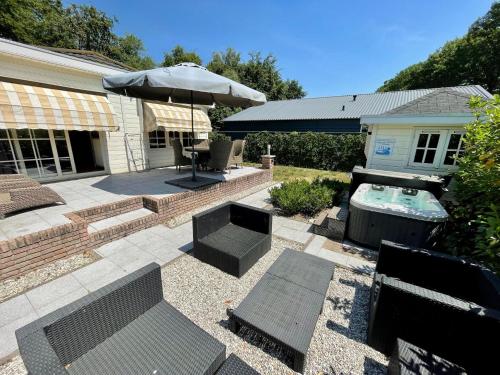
{"left": 103, "top": 63, "right": 266, "bottom": 181}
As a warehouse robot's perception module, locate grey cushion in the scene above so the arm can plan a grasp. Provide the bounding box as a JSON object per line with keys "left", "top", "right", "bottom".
{"left": 67, "top": 301, "right": 225, "bottom": 375}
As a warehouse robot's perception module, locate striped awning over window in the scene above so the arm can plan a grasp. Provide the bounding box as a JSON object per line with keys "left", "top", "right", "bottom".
{"left": 0, "top": 81, "right": 119, "bottom": 131}
{"left": 143, "top": 101, "right": 211, "bottom": 133}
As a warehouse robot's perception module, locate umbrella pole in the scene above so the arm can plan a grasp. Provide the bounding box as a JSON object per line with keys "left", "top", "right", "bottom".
{"left": 191, "top": 90, "right": 196, "bottom": 181}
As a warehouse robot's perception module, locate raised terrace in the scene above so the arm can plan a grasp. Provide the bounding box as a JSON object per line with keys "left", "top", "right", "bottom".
{"left": 0, "top": 166, "right": 271, "bottom": 281}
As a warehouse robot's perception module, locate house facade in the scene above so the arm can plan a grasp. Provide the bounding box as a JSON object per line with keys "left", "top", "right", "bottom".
{"left": 360, "top": 88, "right": 491, "bottom": 175}
{"left": 0, "top": 38, "right": 211, "bottom": 181}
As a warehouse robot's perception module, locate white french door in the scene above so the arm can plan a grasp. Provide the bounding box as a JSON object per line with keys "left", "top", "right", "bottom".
{"left": 409, "top": 128, "right": 465, "bottom": 170}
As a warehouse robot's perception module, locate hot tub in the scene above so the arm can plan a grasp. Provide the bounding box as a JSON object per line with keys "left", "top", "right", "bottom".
{"left": 347, "top": 183, "right": 448, "bottom": 249}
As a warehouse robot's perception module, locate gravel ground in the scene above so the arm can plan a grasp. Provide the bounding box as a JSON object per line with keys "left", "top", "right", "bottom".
{"left": 0, "top": 237, "right": 388, "bottom": 374}
{"left": 166, "top": 181, "right": 275, "bottom": 227}
{"left": 0, "top": 251, "right": 99, "bottom": 303}
{"left": 163, "top": 237, "right": 388, "bottom": 375}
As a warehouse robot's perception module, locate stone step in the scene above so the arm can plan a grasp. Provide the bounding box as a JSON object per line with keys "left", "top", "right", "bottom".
{"left": 88, "top": 208, "right": 154, "bottom": 233}
{"left": 88, "top": 207, "right": 160, "bottom": 248}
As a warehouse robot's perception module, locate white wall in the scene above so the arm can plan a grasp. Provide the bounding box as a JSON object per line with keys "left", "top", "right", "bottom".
{"left": 366, "top": 124, "right": 464, "bottom": 175}
{"left": 106, "top": 95, "right": 146, "bottom": 173}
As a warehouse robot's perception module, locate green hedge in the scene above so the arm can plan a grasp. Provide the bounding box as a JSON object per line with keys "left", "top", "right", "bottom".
{"left": 243, "top": 132, "right": 366, "bottom": 171}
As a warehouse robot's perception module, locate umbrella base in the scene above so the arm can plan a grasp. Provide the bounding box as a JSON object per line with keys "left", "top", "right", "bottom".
{"left": 165, "top": 176, "right": 220, "bottom": 190}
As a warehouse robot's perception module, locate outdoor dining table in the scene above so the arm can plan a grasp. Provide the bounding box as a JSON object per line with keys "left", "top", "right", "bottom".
{"left": 185, "top": 146, "right": 211, "bottom": 170}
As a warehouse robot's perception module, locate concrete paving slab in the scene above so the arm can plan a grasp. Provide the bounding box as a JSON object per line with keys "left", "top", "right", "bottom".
{"left": 26, "top": 274, "right": 82, "bottom": 310}
{"left": 35, "top": 287, "right": 88, "bottom": 317}
{"left": 317, "top": 249, "right": 375, "bottom": 275}
{"left": 0, "top": 295, "right": 36, "bottom": 328}
{"left": 0, "top": 312, "right": 38, "bottom": 360}
{"left": 72, "top": 259, "right": 125, "bottom": 290}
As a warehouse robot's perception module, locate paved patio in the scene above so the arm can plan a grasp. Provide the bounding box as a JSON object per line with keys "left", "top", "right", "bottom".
{"left": 0, "top": 166, "right": 261, "bottom": 241}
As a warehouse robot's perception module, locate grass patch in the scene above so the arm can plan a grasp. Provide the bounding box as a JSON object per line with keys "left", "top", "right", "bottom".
{"left": 243, "top": 162, "right": 350, "bottom": 183}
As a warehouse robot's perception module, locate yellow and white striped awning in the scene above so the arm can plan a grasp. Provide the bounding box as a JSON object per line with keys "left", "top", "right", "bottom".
{"left": 143, "top": 101, "right": 211, "bottom": 133}
{"left": 0, "top": 81, "right": 119, "bottom": 131}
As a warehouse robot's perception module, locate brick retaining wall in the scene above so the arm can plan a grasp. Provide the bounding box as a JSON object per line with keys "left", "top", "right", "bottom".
{"left": 0, "top": 169, "right": 272, "bottom": 281}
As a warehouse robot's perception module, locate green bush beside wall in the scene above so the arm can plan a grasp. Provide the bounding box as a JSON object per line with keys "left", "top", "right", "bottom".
{"left": 243, "top": 132, "right": 366, "bottom": 171}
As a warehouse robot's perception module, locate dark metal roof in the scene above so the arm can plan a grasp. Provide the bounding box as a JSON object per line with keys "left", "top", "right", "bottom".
{"left": 223, "top": 85, "right": 492, "bottom": 122}
{"left": 40, "top": 47, "right": 135, "bottom": 71}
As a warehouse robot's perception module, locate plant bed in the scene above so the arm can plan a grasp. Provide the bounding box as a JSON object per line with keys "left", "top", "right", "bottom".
{"left": 269, "top": 178, "right": 345, "bottom": 217}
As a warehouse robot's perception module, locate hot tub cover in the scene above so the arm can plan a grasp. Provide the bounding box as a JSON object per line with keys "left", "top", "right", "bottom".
{"left": 350, "top": 183, "right": 448, "bottom": 222}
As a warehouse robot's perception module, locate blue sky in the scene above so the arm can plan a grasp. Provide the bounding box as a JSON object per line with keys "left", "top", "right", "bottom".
{"left": 66, "top": 0, "right": 494, "bottom": 97}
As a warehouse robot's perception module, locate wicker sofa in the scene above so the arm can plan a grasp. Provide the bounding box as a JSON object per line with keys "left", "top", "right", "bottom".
{"left": 0, "top": 174, "right": 65, "bottom": 219}
{"left": 368, "top": 240, "right": 500, "bottom": 374}
{"left": 16, "top": 263, "right": 227, "bottom": 375}
{"left": 193, "top": 202, "right": 272, "bottom": 277}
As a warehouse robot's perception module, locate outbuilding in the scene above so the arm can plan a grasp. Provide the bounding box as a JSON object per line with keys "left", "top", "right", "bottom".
{"left": 361, "top": 87, "right": 492, "bottom": 175}
{"left": 222, "top": 86, "right": 490, "bottom": 144}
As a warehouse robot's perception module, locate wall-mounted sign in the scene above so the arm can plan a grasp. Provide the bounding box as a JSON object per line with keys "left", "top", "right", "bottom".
{"left": 374, "top": 138, "right": 396, "bottom": 156}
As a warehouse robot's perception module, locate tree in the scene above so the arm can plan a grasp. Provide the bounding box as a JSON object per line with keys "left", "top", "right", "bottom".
{"left": 162, "top": 45, "right": 202, "bottom": 66}
{"left": 66, "top": 4, "right": 115, "bottom": 54}
{"left": 109, "top": 34, "right": 155, "bottom": 70}
{"left": 206, "top": 48, "right": 306, "bottom": 128}
{"left": 440, "top": 95, "right": 500, "bottom": 273}
{"left": 0, "top": 0, "right": 73, "bottom": 48}
{"left": 378, "top": 2, "right": 500, "bottom": 93}
{"left": 0, "top": 0, "right": 156, "bottom": 70}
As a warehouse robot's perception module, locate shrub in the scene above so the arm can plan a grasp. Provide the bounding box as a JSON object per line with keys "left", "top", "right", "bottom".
{"left": 440, "top": 95, "right": 500, "bottom": 274}
{"left": 209, "top": 131, "right": 230, "bottom": 142}
{"left": 269, "top": 177, "right": 344, "bottom": 216}
{"left": 243, "top": 131, "right": 366, "bottom": 171}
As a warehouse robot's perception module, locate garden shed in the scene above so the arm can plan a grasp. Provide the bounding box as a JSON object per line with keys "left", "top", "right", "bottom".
{"left": 360, "top": 87, "right": 492, "bottom": 175}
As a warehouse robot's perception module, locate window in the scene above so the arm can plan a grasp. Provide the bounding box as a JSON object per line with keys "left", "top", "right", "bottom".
{"left": 182, "top": 132, "right": 192, "bottom": 147}
{"left": 412, "top": 131, "right": 441, "bottom": 165}
{"left": 168, "top": 131, "right": 180, "bottom": 145}
{"left": 148, "top": 130, "right": 166, "bottom": 148}
{"left": 442, "top": 132, "right": 465, "bottom": 166}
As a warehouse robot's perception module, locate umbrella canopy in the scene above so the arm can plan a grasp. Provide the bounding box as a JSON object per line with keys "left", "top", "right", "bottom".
{"left": 102, "top": 62, "right": 266, "bottom": 108}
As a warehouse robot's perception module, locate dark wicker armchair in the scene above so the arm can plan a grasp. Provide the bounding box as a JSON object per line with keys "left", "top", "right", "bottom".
{"left": 208, "top": 140, "right": 234, "bottom": 173}
{"left": 368, "top": 241, "right": 500, "bottom": 374}
{"left": 193, "top": 202, "right": 272, "bottom": 277}
{"left": 172, "top": 139, "right": 192, "bottom": 172}
{"left": 16, "top": 263, "right": 226, "bottom": 375}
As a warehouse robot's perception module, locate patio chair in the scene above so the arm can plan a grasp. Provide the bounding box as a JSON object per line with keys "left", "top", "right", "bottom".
{"left": 229, "top": 140, "right": 245, "bottom": 168}
{"left": 368, "top": 240, "right": 500, "bottom": 374}
{"left": 16, "top": 263, "right": 227, "bottom": 375}
{"left": 208, "top": 140, "right": 235, "bottom": 173}
{"left": 193, "top": 202, "right": 272, "bottom": 277}
{"left": 172, "top": 138, "right": 192, "bottom": 172}
{"left": 227, "top": 249, "right": 335, "bottom": 373}
{"left": 193, "top": 138, "right": 211, "bottom": 149}
{"left": 0, "top": 175, "right": 65, "bottom": 219}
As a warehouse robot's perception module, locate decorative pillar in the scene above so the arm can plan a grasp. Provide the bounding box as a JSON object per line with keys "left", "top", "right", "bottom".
{"left": 261, "top": 155, "right": 275, "bottom": 169}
